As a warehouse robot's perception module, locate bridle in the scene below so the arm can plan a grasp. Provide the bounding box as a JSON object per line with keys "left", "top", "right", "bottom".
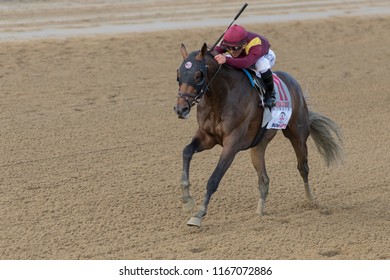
{"left": 177, "top": 52, "right": 221, "bottom": 108}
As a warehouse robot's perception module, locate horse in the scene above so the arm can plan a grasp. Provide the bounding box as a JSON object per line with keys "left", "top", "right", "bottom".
{"left": 174, "top": 43, "right": 343, "bottom": 227}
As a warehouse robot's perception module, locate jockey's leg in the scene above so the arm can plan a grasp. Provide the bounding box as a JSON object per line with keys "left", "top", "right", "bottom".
{"left": 261, "top": 69, "right": 276, "bottom": 108}
{"left": 256, "top": 50, "right": 277, "bottom": 108}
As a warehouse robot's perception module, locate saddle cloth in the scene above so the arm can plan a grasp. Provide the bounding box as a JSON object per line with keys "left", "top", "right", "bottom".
{"left": 263, "top": 73, "right": 292, "bottom": 129}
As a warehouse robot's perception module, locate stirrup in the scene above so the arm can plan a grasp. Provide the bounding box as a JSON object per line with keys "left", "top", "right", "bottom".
{"left": 263, "top": 92, "right": 276, "bottom": 108}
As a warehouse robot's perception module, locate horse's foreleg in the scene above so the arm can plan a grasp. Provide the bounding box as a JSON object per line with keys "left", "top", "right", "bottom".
{"left": 181, "top": 138, "right": 199, "bottom": 213}
{"left": 181, "top": 132, "right": 215, "bottom": 213}
{"left": 187, "top": 146, "right": 238, "bottom": 227}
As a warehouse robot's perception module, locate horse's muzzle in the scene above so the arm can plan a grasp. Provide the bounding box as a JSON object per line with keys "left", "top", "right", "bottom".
{"left": 174, "top": 104, "right": 190, "bottom": 119}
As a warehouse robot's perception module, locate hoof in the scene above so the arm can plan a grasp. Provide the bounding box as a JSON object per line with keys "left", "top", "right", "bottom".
{"left": 256, "top": 199, "right": 265, "bottom": 216}
{"left": 306, "top": 199, "right": 319, "bottom": 208}
{"left": 305, "top": 193, "right": 314, "bottom": 203}
{"left": 182, "top": 197, "right": 195, "bottom": 213}
{"left": 187, "top": 217, "right": 202, "bottom": 227}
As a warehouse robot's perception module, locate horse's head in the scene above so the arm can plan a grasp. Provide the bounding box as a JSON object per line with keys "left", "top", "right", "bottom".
{"left": 174, "top": 43, "right": 208, "bottom": 119}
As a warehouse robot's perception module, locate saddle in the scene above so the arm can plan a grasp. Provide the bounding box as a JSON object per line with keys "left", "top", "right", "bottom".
{"left": 242, "top": 68, "right": 266, "bottom": 106}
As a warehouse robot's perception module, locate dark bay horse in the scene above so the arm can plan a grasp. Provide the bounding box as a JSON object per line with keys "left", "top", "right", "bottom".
{"left": 174, "top": 43, "right": 343, "bottom": 227}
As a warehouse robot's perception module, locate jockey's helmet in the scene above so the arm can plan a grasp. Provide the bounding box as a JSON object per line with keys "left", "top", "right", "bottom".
{"left": 222, "top": 24, "right": 248, "bottom": 47}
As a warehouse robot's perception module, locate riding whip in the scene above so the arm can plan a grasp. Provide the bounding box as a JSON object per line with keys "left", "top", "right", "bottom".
{"left": 210, "top": 3, "right": 248, "bottom": 51}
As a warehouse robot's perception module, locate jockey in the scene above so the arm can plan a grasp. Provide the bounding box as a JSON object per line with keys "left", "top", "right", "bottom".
{"left": 214, "top": 24, "right": 276, "bottom": 108}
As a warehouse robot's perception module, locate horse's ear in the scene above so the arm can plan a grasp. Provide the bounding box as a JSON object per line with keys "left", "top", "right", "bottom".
{"left": 196, "top": 43, "right": 208, "bottom": 60}
{"left": 200, "top": 43, "right": 208, "bottom": 57}
{"left": 180, "top": 43, "right": 188, "bottom": 60}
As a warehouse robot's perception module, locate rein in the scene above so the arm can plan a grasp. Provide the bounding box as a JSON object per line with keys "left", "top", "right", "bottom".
{"left": 177, "top": 54, "right": 222, "bottom": 108}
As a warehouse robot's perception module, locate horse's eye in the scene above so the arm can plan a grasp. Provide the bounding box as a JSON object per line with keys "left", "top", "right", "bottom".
{"left": 195, "top": 71, "right": 204, "bottom": 85}
{"left": 176, "top": 69, "right": 180, "bottom": 82}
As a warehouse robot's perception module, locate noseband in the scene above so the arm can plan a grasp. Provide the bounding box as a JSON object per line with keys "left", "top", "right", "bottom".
{"left": 177, "top": 52, "right": 220, "bottom": 108}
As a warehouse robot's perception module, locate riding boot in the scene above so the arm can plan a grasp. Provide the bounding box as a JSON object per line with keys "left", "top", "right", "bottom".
{"left": 261, "top": 69, "right": 276, "bottom": 108}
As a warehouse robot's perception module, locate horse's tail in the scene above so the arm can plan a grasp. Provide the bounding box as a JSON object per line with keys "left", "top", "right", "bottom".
{"left": 309, "top": 111, "right": 344, "bottom": 167}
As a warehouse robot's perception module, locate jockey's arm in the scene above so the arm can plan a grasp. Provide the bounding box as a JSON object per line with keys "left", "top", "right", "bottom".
{"left": 214, "top": 45, "right": 262, "bottom": 69}
{"left": 225, "top": 46, "right": 262, "bottom": 69}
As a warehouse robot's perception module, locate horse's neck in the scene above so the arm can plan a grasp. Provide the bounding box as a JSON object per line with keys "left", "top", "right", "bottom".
{"left": 205, "top": 56, "right": 229, "bottom": 98}
{"left": 203, "top": 58, "right": 255, "bottom": 114}
{"left": 200, "top": 67, "right": 233, "bottom": 117}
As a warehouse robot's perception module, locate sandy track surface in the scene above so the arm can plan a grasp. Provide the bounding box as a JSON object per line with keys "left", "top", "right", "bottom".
{"left": 0, "top": 1, "right": 389, "bottom": 259}
{"left": 1, "top": 0, "right": 390, "bottom": 39}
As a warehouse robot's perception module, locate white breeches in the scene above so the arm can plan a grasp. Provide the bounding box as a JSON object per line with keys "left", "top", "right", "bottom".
{"left": 255, "top": 49, "right": 276, "bottom": 74}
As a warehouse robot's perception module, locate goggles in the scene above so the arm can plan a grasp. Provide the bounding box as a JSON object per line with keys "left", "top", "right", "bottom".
{"left": 226, "top": 45, "right": 244, "bottom": 52}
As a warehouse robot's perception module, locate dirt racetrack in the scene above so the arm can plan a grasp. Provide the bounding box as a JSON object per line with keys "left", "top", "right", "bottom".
{"left": 0, "top": 0, "right": 389, "bottom": 260}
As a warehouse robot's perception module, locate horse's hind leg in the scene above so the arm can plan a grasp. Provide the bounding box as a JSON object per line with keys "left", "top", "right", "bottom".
{"left": 282, "top": 128, "right": 313, "bottom": 202}
{"left": 250, "top": 144, "right": 269, "bottom": 216}
{"left": 250, "top": 131, "right": 277, "bottom": 216}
